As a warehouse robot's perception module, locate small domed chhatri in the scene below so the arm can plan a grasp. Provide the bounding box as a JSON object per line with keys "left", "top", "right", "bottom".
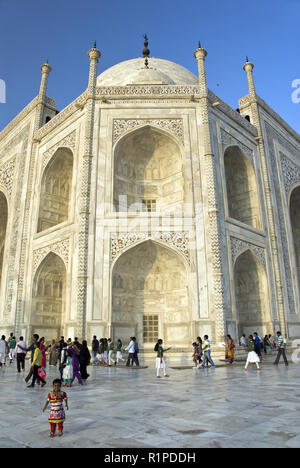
{"left": 0, "top": 39, "right": 299, "bottom": 355}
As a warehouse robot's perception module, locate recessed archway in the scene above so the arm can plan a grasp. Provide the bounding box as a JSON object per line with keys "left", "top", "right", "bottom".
{"left": 234, "top": 250, "right": 271, "bottom": 337}
{"left": 111, "top": 240, "right": 189, "bottom": 347}
{"left": 32, "top": 252, "right": 66, "bottom": 340}
{"left": 0, "top": 191, "right": 8, "bottom": 292}
{"left": 114, "top": 126, "right": 184, "bottom": 214}
{"left": 38, "top": 148, "right": 73, "bottom": 233}
{"left": 290, "top": 186, "right": 300, "bottom": 293}
{"left": 224, "top": 146, "right": 261, "bottom": 229}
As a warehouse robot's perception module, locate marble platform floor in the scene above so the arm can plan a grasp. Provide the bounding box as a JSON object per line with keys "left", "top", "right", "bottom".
{"left": 0, "top": 359, "right": 299, "bottom": 448}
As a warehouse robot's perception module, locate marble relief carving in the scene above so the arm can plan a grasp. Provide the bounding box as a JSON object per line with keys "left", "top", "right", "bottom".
{"left": 231, "top": 236, "right": 266, "bottom": 269}
{"left": 111, "top": 232, "right": 190, "bottom": 265}
{"left": 33, "top": 239, "right": 70, "bottom": 275}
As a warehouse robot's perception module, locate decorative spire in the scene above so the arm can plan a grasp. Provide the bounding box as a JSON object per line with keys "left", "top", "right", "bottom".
{"left": 246, "top": 56, "right": 249, "bottom": 63}
{"left": 94, "top": 40, "right": 97, "bottom": 49}
{"left": 198, "top": 40, "right": 201, "bottom": 49}
{"left": 142, "top": 34, "right": 150, "bottom": 69}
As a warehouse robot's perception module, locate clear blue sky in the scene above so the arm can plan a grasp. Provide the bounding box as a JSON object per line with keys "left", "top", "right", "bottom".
{"left": 0, "top": 0, "right": 299, "bottom": 133}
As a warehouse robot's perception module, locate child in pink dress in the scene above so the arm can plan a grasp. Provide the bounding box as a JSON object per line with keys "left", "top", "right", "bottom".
{"left": 43, "top": 379, "right": 68, "bottom": 437}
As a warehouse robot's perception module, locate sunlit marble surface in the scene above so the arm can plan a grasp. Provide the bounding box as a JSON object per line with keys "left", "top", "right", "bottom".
{"left": 0, "top": 359, "right": 299, "bottom": 448}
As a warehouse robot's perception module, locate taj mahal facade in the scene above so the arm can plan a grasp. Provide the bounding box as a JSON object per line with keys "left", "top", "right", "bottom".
{"left": 0, "top": 39, "right": 300, "bottom": 353}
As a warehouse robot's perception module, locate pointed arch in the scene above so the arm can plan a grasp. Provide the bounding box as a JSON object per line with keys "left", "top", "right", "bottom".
{"left": 234, "top": 249, "right": 271, "bottom": 337}
{"left": 224, "top": 145, "right": 262, "bottom": 229}
{"left": 111, "top": 240, "right": 190, "bottom": 347}
{"left": 0, "top": 191, "right": 8, "bottom": 293}
{"left": 31, "top": 252, "right": 66, "bottom": 340}
{"left": 38, "top": 147, "right": 73, "bottom": 233}
{"left": 290, "top": 185, "right": 300, "bottom": 293}
{"left": 113, "top": 125, "right": 184, "bottom": 214}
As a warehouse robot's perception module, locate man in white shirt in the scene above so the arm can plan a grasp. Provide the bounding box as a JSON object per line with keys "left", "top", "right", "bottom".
{"left": 240, "top": 335, "right": 248, "bottom": 347}
{"left": 202, "top": 335, "right": 215, "bottom": 368}
{"left": 125, "top": 337, "right": 137, "bottom": 367}
{"left": 0, "top": 335, "right": 8, "bottom": 367}
{"left": 15, "top": 337, "right": 27, "bottom": 373}
{"left": 274, "top": 331, "right": 288, "bottom": 366}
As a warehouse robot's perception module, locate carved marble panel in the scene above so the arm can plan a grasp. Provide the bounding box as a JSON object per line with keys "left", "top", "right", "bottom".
{"left": 111, "top": 232, "right": 190, "bottom": 264}
{"left": 33, "top": 239, "right": 70, "bottom": 275}
{"left": 230, "top": 236, "right": 266, "bottom": 269}
{"left": 280, "top": 153, "right": 300, "bottom": 196}
{"left": 0, "top": 157, "right": 16, "bottom": 196}
{"left": 42, "top": 131, "right": 76, "bottom": 170}
{"left": 220, "top": 128, "right": 254, "bottom": 166}
{"left": 113, "top": 119, "right": 184, "bottom": 146}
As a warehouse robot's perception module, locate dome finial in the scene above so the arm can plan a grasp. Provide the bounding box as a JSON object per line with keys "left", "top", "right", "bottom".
{"left": 198, "top": 40, "right": 201, "bottom": 49}
{"left": 142, "top": 34, "right": 150, "bottom": 69}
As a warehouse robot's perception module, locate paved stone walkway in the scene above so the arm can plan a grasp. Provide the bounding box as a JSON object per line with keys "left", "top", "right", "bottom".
{"left": 0, "top": 359, "right": 299, "bottom": 448}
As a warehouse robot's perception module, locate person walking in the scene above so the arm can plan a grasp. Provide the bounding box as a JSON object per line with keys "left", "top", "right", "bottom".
{"left": 91, "top": 336, "right": 99, "bottom": 365}
{"left": 192, "top": 342, "right": 201, "bottom": 367}
{"left": 0, "top": 335, "right": 8, "bottom": 367}
{"left": 69, "top": 343, "right": 83, "bottom": 385}
{"left": 125, "top": 337, "right": 136, "bottom": 367}
{"left": 27, "top": 342, "right": 47, "bottom": 388}
{"left": 155, "top": 339, "right": 170, "bottom": 378}
{"left": 196, "top": 337, "right": 203, "bottom": 363}
{"left": 107, "top": 339, "right": 116, "bottom": 367}
{"left": 202, "top": 335, "right": 215, "bottom": 368}
{"left": 253, "top": 333, "right": 263, "bottom": 362}
{"left": 58, "top": 342, "right": 68, "bottom": 381}
{"left": 244, "top": 335, "right": 261, "bottom": 371}
{"left": 63, "top": 350, "right": 73, "bottom": 387}
{"left": 274, "top": 332, "right": 289, "bottom": 367}
{"left": 20, "top": 334, "right": 39, "bottom": 384}
{"left": 132, "top": 337, "right": 140, "bottom": 367}
{"left": 15, "top": 336, "right": 27, "bottom": 373}
{"left": 116, "top": 339, "right": 125, "bottom": 365}
{"left": 8, "top": 336, "right": 17, "bottom": 364}
{"left": 49, "top": 340, "right": 59, "bottom": 366}
{"left": 79, "top": 340, "right": 91, "bottom": 382}
{"left": 225, "top": 335, "right": 235, "bottom": 365}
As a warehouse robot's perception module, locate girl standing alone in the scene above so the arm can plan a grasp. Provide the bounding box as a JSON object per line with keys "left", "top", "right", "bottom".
{"left": 43, "top": 379, "right": 68, "bottom": 438}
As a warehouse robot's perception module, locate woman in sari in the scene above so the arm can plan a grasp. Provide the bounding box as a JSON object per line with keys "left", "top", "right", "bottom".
{"left": 226, "top": 335, "right": 235, "bottom": 364}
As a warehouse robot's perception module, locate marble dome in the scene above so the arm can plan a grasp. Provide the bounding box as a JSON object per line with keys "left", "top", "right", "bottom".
{"left": 96, "top": 57, "right": 198, "bottom": 86}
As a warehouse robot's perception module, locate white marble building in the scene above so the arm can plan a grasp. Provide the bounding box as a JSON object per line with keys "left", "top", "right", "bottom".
{"left": 0, "top": 39, "right": 300, "bottom": 352}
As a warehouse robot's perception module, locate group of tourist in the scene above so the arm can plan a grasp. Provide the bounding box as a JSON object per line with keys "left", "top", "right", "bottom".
{"left": 91, "top": 336, "right": 140, "bottom": 367}
{"left": 226, "top": 332, "right": 289, "bottom": 370}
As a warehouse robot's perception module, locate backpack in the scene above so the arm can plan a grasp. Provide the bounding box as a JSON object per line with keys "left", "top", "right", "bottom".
{"left": 154, "top": 343, "right": 159, "bottom": 352}
{"left": 134, "top": 342, "right": 139, "bottom": 354}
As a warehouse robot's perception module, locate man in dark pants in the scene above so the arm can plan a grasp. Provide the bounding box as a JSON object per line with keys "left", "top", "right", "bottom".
{"left": 274, "top": 331, "right": 288, "bottom": 366}
{"left": 16, "top": 336, "right": 27, "bottom": 373}
{"left": 28, "top": 342, "right": 46, "bottom": 388}
{"left": 20, "top": 334, "right": 39, "bottom": 383}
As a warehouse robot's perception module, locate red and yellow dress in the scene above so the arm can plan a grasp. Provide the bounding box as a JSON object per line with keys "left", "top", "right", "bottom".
{"left": 47, "top": 391, "right": 67, "bottom": 434}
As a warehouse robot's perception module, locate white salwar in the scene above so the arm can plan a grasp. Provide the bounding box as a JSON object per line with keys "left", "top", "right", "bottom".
{"left": 245, "top": 351, "right": 260, "bottom": 369}
{"left": 156, "top": 357, "right": 167, "bottom": 377}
